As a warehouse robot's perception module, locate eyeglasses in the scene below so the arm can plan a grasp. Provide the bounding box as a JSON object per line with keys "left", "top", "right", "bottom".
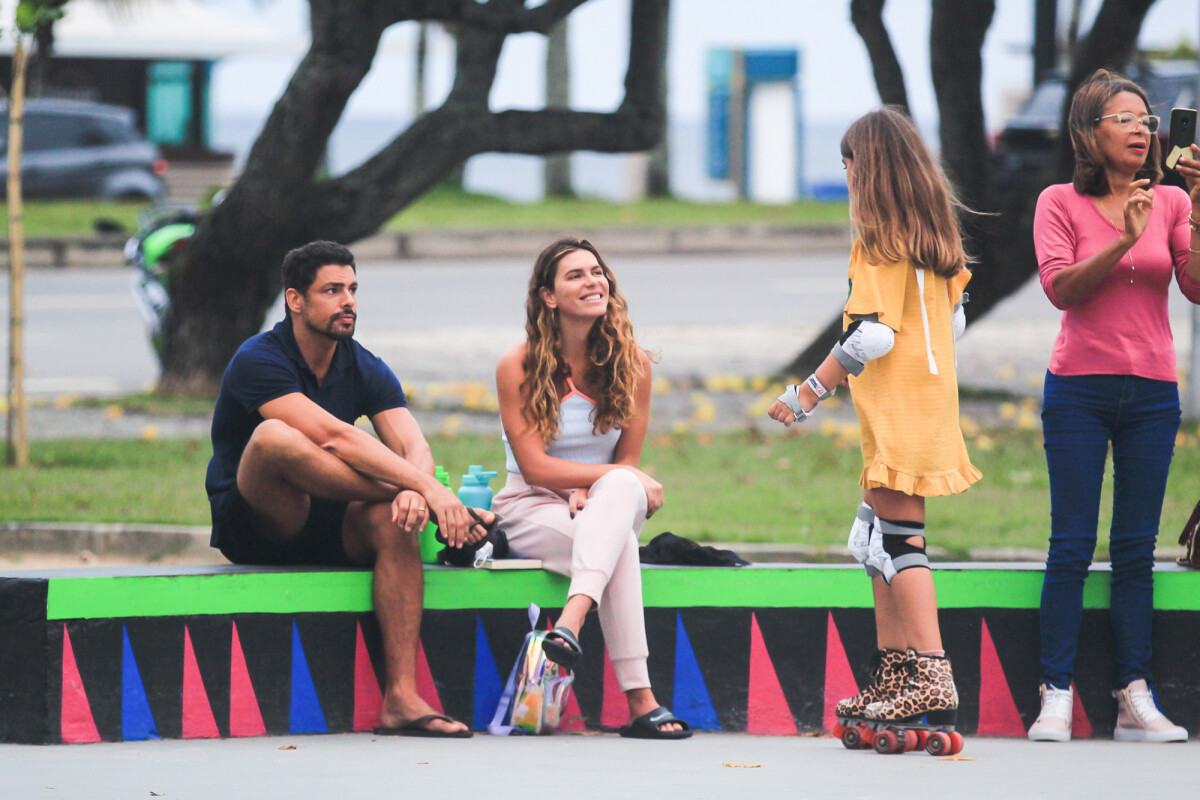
{"left": 1095, "top": 112, "right": 1160, "bottom": 134}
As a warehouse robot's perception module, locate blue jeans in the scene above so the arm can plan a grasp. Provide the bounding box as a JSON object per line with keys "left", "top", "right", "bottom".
{"left": 1039, "top": 372, "right": 1180, "bottom": 690}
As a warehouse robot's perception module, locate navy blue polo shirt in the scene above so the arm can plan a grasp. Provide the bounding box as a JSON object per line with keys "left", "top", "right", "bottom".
{"left": 205, "top": 318, "right": 406, "bottom": 500}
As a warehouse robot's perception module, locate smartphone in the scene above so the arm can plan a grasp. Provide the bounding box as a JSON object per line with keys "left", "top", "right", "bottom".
{"left": 1165, "top": 107, "right": 1197, "bottom": 170}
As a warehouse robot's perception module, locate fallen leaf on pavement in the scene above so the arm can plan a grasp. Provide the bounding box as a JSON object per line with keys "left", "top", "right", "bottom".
{"left": 722, "top": 763, "right": 762, "bottom": 768}
{"left": 278, "top": 745, "right": 297, "bottom": 751}
{"left": 938, "top": 755, "right": 974, "bottom": 761}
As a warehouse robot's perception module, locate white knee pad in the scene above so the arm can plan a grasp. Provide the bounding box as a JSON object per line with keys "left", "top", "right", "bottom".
{"left": 847, "top": 502, "right": 874, "bottom": 565}
{"left": 831, "top": 318, "right": 896, "bottom": 376}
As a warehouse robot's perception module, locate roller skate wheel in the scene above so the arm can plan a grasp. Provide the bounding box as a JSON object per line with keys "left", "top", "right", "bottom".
{"left": 948, "top": 731, "right": 965, "bottom": 755}
{"left": 910, "top": 730, "right": 928, "bottom": 750}
{"left": 873, "top": 730, "right": 900, "bottom": 754}
{"left": 925, "top": 731, "right": 952, "bottom": 756}
{"left": 840, "top": 725, "right": 863, "bottom": 750}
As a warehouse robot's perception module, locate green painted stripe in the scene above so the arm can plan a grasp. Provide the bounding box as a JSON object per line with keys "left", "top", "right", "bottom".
{"left": 43, "top": 566, "right": 1200, "bottom": 620}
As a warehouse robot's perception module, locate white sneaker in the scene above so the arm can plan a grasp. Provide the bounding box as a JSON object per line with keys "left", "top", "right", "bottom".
{"left": 1028, "top": 684, "right": 1073, "bottom": 742}
{"left": 1113, "top": 680, "right": 1188, "bottom": 743}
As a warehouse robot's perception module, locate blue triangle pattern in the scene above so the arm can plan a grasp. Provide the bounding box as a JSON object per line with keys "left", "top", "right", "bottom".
{"left": 289, "top": 622, "right": 328, "bottom": 734}
{"left": 672, "top": 612, "right": 721, "bottom": 730}
{"left": 473, "top": 616, "right": 504, "bottom": 730}
{"left": 121, "top": 626, "right": 158, "bottom": 741}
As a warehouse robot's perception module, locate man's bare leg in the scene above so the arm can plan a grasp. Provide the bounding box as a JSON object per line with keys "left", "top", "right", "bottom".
{"left": 238, "top": 419, "right": 473, "bottom": 734}
{"left": 237, "top": 419, "right": 394, "bottom": 541}
{"left": 343, "top": 501, "right": 469, "bottom": 735}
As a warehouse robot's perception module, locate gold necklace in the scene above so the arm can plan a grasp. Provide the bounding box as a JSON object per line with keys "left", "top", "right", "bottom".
{"left": 1097, "top": 198, "right": 1135, "bottom": 285}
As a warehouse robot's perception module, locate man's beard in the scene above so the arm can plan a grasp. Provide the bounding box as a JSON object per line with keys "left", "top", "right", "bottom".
{"left": 304, "top": 312, "right": 355, "bottom": 341}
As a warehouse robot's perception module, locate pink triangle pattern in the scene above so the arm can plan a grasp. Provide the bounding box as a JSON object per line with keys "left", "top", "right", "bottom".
{"left": 822, "top": 612, "right": 860, "bottom": 732}
{"left": 1070, "top": 681, "right": 1093, "bottom": 738}
{"left": 181, "top": 626, "right": 220, "bottom": 739}
{"left": 228, "top": 622, "right": 266, "bottom": 737}
{"left": 977, "top": 618, "right": 1025, "bottom": 736}
{"left": 746, "top": 613, "right": 798, "bottom": 735}
{"left": 600, "top": 650, "right": 626, "bottom": 729}
{"left": 60, "top": 625, "right": 101, "bottom": 744}
{"left": 352, "top": 622, "right": 383, "bottom": 732}
{"left": 558, "top": 684, "right": 587, "bottom": 731}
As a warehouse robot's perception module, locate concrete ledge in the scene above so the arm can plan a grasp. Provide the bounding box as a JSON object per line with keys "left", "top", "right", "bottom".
{"left": 3, "top": 562, "right": 1198, "bottom": 744}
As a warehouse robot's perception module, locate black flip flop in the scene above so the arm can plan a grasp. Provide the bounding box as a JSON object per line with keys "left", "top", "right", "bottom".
{"left": 542, "top": 626, "right": 583, "bottom": 669}
{"left": 618, "top": 706, "right": 693, "bottom": 740}
{"left": 373, "top": 713, "right": 473, "bottom": 738}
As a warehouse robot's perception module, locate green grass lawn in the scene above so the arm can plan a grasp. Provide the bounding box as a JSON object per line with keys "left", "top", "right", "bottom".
{"left": 5, "top": 428, "right": 1197, "bottom": 560}
{"left": 2, "top": 188, "right": 849, "bottom": 238}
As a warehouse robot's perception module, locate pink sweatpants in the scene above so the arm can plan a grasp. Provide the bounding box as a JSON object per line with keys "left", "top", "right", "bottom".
{"left": 491, "top": 468, "right": 650, "bottom": 691}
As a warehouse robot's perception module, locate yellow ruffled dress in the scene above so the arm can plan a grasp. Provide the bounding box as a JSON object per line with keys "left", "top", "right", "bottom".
{"left": 844, "top": 241, "right": 981, "bottom": 497}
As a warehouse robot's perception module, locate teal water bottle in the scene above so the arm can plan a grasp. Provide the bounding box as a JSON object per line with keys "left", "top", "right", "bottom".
{"left": 457, "top": 465, "right": 498, "bottom": 510}
{"left": 420, "top": 466, "right": 453, "bottom": 564}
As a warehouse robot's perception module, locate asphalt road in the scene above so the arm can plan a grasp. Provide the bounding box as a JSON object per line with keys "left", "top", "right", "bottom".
{"left": 1, "top": 731, "right": 1194, "bottom": 799}
{"left": 1, "top": 251, "right": 1197, "bottom": 399}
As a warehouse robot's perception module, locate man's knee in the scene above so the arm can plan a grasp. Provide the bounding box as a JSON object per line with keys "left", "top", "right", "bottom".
{"left": 357, "top": 501, "right": 417, "bottom": 554}
{"left": 249, "top": 417, "right": 305, "bottom": 447}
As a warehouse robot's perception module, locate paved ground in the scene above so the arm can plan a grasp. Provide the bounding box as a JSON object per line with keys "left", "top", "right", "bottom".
{"left": 1, "top": 731, "right": 1192, "bottom": 799}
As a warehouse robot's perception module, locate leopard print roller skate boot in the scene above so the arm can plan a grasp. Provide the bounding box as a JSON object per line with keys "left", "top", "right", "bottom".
{"left": 835, "top": 648, "right": 910, "bottom": 720}
{"left": 863, "top": 652, "right": 958, "bottom": 726}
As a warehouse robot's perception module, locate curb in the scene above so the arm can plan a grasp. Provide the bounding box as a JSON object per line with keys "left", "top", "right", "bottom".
{"left": 0, "top": 522, "right": 212, "bottom": 560}
{"left": 2, "top": 224, "right": 852, "bottom": 269}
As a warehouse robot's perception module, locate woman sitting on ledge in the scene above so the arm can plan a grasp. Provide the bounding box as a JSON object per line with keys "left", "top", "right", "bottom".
{"left": 492, "top": 237, "right": 691, "bottom": 740}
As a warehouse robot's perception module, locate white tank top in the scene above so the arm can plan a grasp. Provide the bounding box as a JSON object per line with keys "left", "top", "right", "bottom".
{"left": 504, "top": 377, "right": 622, "bottom": 474}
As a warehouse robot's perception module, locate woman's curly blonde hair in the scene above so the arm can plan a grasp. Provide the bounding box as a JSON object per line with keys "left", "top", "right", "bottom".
{"left": 521, "top": 238, "right": 646, "bottom": 444}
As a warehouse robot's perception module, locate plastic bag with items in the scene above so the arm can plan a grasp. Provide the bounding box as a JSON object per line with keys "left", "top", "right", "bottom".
{"left": 488, "top": 604, "right": 576, "bottom": 735}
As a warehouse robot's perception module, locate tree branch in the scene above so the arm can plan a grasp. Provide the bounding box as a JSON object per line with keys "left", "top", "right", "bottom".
{"left": 850, "top": 0, "right": 910, "bottom": 112}
{"left": 376, "top": 0, "right": 589, "bottom": 34}
{"left": 298, "top": 0, "right": 667, "bottom": 243}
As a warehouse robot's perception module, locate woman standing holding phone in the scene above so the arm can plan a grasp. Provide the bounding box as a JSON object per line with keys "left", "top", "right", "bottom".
{"left": 1028, "top": 69, "right": 1200, "bottom": 743}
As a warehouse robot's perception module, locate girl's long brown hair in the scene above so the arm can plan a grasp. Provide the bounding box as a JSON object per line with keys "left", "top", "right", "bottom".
{"left": 521, "top": 238, "right": 646, "bottom": 444}
{"left": 839, "top": 106, "right": 969, "bottom": 277}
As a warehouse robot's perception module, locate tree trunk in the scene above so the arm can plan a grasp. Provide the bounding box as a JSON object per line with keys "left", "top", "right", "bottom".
{"left": 544, "top": 19, "right": 574, "bottom": 198}
{"left": 780, "top": 0, "right": 1157, "bottom": 380}
{"left": 157, "top": 0, "right": 668, "bottom": 393}
{"left": 644, "top": 0, "right": 671, "bottom": 197}
{"left": 850, "top": 0, "right": 909, "bottom": 113}
{"left": 6, "top": 38, "right": 28, "bottom": 466}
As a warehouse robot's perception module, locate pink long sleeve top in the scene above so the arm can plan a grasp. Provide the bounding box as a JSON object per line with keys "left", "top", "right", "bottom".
{"left": 1034, "top": 182, "right": 1200, "bottom": 381}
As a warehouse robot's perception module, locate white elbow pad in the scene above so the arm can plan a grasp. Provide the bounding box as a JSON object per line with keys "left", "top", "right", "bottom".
{"left": 831, "top": 319, "right": 895, "bottom": 375}
{"left": 952, "top": 292, "right": 968, "bottom": 340}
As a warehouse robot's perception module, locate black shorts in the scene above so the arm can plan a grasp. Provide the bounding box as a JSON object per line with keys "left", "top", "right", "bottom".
{"left": 209, "top": 488, "right": 353, "bottom": 567}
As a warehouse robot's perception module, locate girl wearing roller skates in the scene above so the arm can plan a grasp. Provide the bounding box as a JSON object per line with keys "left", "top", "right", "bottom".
{"left": 769, "top": 107, "right": 980, "bottom": 755}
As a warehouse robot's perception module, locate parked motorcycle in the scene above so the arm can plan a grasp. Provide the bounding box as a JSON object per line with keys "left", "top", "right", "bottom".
{"left": 125, "top": 202, "right": 198, "bottom": 354}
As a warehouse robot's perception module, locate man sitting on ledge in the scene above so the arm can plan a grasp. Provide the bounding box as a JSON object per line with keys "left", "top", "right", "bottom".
{"left": 205, "top": 240, "right": 488, "bottom": 738}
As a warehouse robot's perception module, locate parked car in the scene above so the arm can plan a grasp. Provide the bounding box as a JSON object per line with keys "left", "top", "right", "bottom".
{"left": 0, "top": 98, "right": 167, "bottom": 200}
{"left": 996, "top": 63, "right": 1197, "bottom": 188}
